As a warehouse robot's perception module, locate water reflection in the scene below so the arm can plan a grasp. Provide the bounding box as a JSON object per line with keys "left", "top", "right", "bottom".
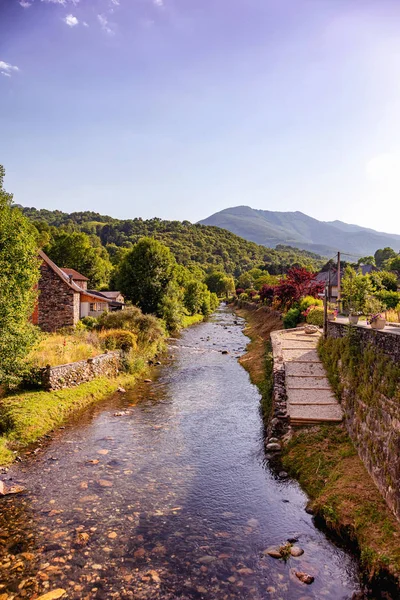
{"left": 0, "top": 308, "right": 362, "bottom": 599}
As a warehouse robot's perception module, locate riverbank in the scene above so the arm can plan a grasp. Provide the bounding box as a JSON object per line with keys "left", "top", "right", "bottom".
{"left": 236, "top": 304, "right": 400, "bottom": 591}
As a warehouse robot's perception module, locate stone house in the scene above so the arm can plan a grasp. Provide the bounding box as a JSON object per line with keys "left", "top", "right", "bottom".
{"left": 32, "top": 250, "right": 124, "bottom": 332}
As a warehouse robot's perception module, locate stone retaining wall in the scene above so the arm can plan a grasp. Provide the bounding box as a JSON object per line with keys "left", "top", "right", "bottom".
{"left": 327, "top": 321, "right": 400, "bottom": 362}
{"left": 326, "top": 322, "right": 400, "bottom": 520}
{"left": 41, "top": 351, "right": 120, "bottom": 390}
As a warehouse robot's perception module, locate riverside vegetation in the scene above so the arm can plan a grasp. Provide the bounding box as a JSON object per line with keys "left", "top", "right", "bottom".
{"left": 236, "top": 303, "right": 400, "bottom": 591}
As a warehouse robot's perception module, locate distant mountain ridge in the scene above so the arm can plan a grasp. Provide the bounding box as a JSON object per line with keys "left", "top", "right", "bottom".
{"left": 198, "top": 206, "right": 400, "bottom": 258}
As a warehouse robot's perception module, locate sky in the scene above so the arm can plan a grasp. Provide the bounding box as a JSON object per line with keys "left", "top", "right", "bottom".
{"left": 1, "top": 0, "right": 400, "bottom": 233}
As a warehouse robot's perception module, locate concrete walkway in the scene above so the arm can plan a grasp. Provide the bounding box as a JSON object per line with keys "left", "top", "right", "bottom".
{"left": 271, "top": 327, "right": 343, "bottom": 426}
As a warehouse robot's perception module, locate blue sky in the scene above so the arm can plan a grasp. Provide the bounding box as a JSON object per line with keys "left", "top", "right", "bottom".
{"left": 1, "top": 0, "right": 400, "bottom": 234}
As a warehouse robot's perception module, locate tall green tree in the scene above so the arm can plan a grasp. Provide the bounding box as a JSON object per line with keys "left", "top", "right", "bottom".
{"left": 117, "top": 237, "right": 176, "bottom": 315}
{"left": 204, "top": 272, "right": 235, "bottom": 297}
{"left": 45, "top": 231, "right": 112, "bottom": 288}
{"left": 0, "top": 166, "right": 39, "bottom": 387}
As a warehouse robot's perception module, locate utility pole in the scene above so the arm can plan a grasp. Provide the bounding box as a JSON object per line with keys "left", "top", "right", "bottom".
{"left": 337, "top": 251, "right": 341, "bottom": 312}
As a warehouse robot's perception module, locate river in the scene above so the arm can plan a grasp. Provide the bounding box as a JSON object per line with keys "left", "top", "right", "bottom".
{"left": 0, "top": 307, "right": 363, "bottom": 599}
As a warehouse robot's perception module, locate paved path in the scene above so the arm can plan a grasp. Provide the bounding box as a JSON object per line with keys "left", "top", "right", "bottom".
{"left": 271, "top": 327, "right": 343, "bottom": 426}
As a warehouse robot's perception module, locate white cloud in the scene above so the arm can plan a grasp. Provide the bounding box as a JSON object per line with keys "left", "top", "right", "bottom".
{"left": 154, "top": 0, "right": 164, "bottom": 6}
{"left": 0, "top": 60, "right": 19, "bottom": 78}
{"left": 19, "top": 1, "right": 32, "bottom": 7}
{"left": 98, "top": 13, "right": 115, "bottom": 35}
{"left": 110, "top": 0, "right": 120, "bottom": 5}
{"left": 40, "top": 0, "right": 80, "bottom": 5}
{"left": 82, "top": 21, "right": 89, "bottom": 27}
{"left": 64, "top": 14, "right": 79, "bottom": 27}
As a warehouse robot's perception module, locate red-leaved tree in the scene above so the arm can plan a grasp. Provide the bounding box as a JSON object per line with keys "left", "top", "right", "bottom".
{"left": 274, "top": 267, "right": 324, "bottom": 309}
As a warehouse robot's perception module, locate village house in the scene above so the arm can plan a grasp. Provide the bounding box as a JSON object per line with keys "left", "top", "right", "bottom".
{"left": 315, "top": 263, "right": 379, "bottom": 302}
{"left": 32, "top": 250, "right": 124, "bottom": 332}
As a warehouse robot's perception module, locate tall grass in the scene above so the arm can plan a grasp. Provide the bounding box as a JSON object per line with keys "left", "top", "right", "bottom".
{"left": 28, "top": 332, "right": 102, "bottom": 367}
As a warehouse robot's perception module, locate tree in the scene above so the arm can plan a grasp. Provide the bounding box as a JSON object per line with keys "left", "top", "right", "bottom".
{"left": 369, "top": 270, "right": 398, "bottom": 292}
{"left": 205, "top": 272, "right": 235, "bottom": 297}
{"left": 374, "top": 247, "right": 397, "bottom": 268}
{"left": 357, "top": 256, "right": 375, "bottom": 266}
{"left": 384, "top": 254, "right": 400, "bottom": 275}
{"left": 341, "top": 266, "right": 372, "bottom": 313}
{"left": 117, "top": 237, "right": 176, "bottom": 315}
{"left": 274, "top": 267, "right": 324, "bottom": 309}
{"left": 0, "top": 166, "right": 39, "bottom": 387}
{"left": 45, "top": 231, "right": 112, "bottom": 288}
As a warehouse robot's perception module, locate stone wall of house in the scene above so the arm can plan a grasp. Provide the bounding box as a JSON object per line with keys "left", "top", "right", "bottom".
{"left": 38, "top": 262, "right": 77, "bottom": 332}
{"left": 41, "top": 351, "right": 120, "bottom": 390}
{"left": 326, "top": 322, "right": 400, "bottom": 520}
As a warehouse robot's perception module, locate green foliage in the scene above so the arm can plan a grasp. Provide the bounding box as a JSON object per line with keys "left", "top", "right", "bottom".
{"left": 97, "top": 306, "right": 165, "bottom": 346}
{"left": 204, "top": 272, "right": 235, "bottom": 297}
{"left": 80, "top": 316, "right": 98, "bottom": 330}
{"left": 375, "top": 290, "right": 400, "bottom": 309}
{"left": 283, "top": 308, "right": 301, "bottom": 329}
{"left": 369, "top": 270, "right": 398, "bottom": 292}
{"left": 117, "top": 237, "right": 176, "bottom": 315}
{"left": 99, "top": 329, "right": 137, "bottom": 352}
{"left": 306, "top": 306, "right": 324, "bottom": 326}
{"left": 341, "top": 265, "right": 373, "bottom": 313}
{"left": 374, "top": 247, "right": 397, "bottom": 268}
{"left": 44, "top": 231, "right": 112, "bottom": 288}
{"left": 299, "top": 295, "right": 323, "bottom": 311}
{"left": 0, "top": 166, "right": 40, "bottom": 388}
{"left": 23, "top": 207, "right": 325, "bottom": 278}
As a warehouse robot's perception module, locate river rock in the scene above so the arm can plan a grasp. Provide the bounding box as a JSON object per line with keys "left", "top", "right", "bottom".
{"left": 36, "top": 590, "right": 66, "bottom": 600}
{"left": 265, "top": 443, "right": 281, "bottom": 452}
{"left": 144, "top": 379, "right": 152, "bottom": 383}
{"left": 262, "top": 547, "right": 282, "bottom": 559}
{"left": 268, "top": 437, "right": 279, "bottom": 443}
{"left": 295, "top": 571, "right": 314, "bottom": 584}
{"left": 279, "top": 471, "right": 288, "bottom": 479}
{"left": 290, "top": 546, "right": 304, "bottom": 557}
{"left": 221, "top": 350, "right": 229, "bottom": 355}
{"left": 117, "top": 387, "right": 126, "bottom": 393}
{"left": 0, "top": 480, "right": 26, "bottom": 496}
{"left": 198, "top": 555, "right": 217, "bottom": 564}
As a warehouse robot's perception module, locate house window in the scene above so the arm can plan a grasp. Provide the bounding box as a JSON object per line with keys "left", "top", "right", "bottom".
{"left": 90, "top": 303, "right": 96, "bottom": 311}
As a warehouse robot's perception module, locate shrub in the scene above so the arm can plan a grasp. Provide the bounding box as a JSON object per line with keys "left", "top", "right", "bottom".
{"left": 299, "top": 295, "right": 323, "bottom": 312}
{"left": 99, "top": 329, "right": 137, "bottom": 352}
{"left": 97, "top": 307, "right": 164, "bottom": 345}
{"left": 283, "top": 308, "right": 301, "bottom": 329}
{"left": 235, "top": 288, "right": 245, "bottom": 296}
{"left": 259, "top": 284, "right": 276, "bottom": 305}
{"left": 239, "top": 292, "right": 249, "bottom": 301}
{"left": 375, "top": 290, "right": 400, "bottom": 310}
{"left": 306, "top": 306, "right": 324, "bottom": 327}
{"left": 81, "top": 316, "right": 98, "bottom": 330}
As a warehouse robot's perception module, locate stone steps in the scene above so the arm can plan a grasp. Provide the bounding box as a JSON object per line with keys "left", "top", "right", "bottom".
{"left": 271, "top": 327, "right": 343, "bottom": 425}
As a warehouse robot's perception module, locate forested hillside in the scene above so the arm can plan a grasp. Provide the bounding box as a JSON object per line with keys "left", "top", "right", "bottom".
{"left": 21, "top": 207, "right": 324, "bottom": 276}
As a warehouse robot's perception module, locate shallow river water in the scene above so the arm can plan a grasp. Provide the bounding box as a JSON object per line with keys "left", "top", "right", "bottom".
{"left": 0, "top": 308, "right": 364, "bottom": 599}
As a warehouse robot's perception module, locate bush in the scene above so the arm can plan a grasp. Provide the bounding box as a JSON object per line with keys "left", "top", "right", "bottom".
{"left": 97, "top": 307, "right": 164, "bottom": 345}
{"left": 99, "top": 329, "right": 137, "bottom": 352}
{"left": 375, "top": 290, "right": 400, "bottom": 310}
{"left": 283, "top": 308, "right": 301, "bottom": 329}
{"left": 81, "top": 316, "right": 98, "bottom": 330}
{"left": 306, "top": 306, "right": 324, "bottom": 327}
{"left": 299, "top": 295, "right": 323, "bottom": 312}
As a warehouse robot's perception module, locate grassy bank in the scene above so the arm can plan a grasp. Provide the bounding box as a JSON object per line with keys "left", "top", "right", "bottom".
{"left": 0, "top": 372, "right": 144, "bottom": 466}
{"left": 235, "top": 304, "right": 282, "bottom": 419}
{"left": 283, "top": 425, "right": 400, "bottom": 584}
{"left": 236, "top": 304, "right": 400, "bottom": 588}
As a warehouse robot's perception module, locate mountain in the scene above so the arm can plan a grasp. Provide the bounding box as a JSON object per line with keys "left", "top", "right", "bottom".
{"left": 20, "top": 206, "right": 325, "bottom": 276}
{"left": 199, "top": 206, "right": 400, "bottom": 258}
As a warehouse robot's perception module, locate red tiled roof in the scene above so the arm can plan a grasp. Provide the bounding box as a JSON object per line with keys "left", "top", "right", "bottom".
{"left": 61, "top": 268, "right": 89, "bottom": 281}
